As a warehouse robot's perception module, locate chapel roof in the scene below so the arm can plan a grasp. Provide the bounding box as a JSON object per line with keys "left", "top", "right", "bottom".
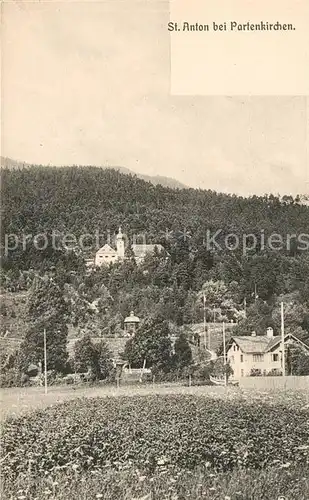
{"left": 96, "top": 244, "right": 116, "bottom": 254}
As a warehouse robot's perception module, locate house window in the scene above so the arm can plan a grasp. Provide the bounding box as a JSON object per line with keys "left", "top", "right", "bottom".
{"left": 271, "top": 353, "right": 279, "bottom": 362}
{"left": 240, "top": 354, "right": 244, "bottom": 362}
{"left": 233, "top": 345, "right": 236, "bottom": 351}
{"left": 237, "top": 346, "right": 240, "bottom": 351}
{"left": 230, "top": 355, "right": 234, "bottom": 364}
{"left": 253, "top": 354, "right": 264, "bottom": 362}
{"left": 241, "top": 369, "right": 244, "bottom": 377}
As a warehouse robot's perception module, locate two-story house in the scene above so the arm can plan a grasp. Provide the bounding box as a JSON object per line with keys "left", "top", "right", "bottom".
{"left": 227, "top": 327, "right": 309, "bottom": 379}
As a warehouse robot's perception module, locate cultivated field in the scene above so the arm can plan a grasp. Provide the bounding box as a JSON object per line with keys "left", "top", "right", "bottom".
{"left": 0, "top": 383, "right": 237, "bottom": 421}
{"left": 2, "top": 384, "right": 309, "bottom": 499}
{"left": 2, "top": 382, "right": 309, "bottom": 420}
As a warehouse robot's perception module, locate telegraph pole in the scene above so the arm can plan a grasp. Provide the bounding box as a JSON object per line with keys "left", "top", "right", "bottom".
{"left": 203, "top": 292, "right": 207, "bottom": 349}
{"left": 281, "top": 302, "right": 286, "bottom": 378}
{"left": 223, "top": 322, "right": 227, "bottom": 386}
{"left": 254, "top": 283, "right": 258, "bottom": 303}
{"left": 43, "top": 328, "right": 48, "bottom": 395}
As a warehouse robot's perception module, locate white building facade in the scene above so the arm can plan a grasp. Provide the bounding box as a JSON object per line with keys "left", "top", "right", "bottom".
{"left": 94, "top": 227, "right": 165, "bottom": 267}
{"left": 227, "top": 328, "right": 309, "bottom": 379}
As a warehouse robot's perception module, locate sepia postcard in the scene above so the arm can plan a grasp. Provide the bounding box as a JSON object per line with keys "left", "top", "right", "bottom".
{"left": 1, "top": 1, "right": 309, "bottom": 499}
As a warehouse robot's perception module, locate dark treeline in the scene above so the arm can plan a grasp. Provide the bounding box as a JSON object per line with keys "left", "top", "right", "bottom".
{"left": 2, "top": 165, "right": 308, "bottom": 241}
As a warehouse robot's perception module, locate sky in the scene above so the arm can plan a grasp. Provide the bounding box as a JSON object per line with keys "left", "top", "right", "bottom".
{"left": 1, "top": 0, "right": 308, "bottom": 196}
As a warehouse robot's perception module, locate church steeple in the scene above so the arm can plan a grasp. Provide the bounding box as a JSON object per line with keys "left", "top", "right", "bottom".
{"left": 116, "top": 226, "right": 125, "bottom": 258}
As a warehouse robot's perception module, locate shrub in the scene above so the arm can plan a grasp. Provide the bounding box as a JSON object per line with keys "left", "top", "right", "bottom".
{"left": 0, "top": 369, "right": 20, "bottom": 388}
{"left": 267, "top": 368, "right": 282, "bottom": 376}
{"left": 250, "top": 368, "right": 262, "bottom": 377}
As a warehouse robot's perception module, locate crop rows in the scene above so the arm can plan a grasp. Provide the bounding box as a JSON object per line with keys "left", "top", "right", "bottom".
{"left": 2, "top": 394, "right": 309, "bottom": 483}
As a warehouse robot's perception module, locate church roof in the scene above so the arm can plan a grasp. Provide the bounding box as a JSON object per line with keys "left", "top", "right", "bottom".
{"left": 132, "top": 244, "right": 164, "bottom": 258}
{"left": 96, "top": 244, "right": 116, "bottom": 254}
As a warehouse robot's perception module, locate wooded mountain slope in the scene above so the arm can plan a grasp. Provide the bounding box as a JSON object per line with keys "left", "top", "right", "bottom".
{"left": 2, "top": 165, "right": 308, "bottom": 241}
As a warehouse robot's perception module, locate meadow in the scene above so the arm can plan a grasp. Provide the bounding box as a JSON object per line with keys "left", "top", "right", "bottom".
{"left": 1, "top": 386, "right": 309, "bottom": 499}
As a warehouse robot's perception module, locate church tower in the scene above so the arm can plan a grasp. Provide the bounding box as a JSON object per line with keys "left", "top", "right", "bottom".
{"left": 116, "top": 227, "right": 125, "bottom": 259}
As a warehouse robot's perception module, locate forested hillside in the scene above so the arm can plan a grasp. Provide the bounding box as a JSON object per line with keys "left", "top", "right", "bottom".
{"left": 0, "top": 156, "right": 187, "bottom": 189}
{"left": 2, "top": 165, "right": 308, "bottom": 253}
{"left": 1, "top": 165, "right": 309, "bottom": 347}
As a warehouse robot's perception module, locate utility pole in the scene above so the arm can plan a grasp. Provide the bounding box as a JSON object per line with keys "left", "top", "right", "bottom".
{"left": 254, "top": 283, "right": 258, "bottom": 303}
{"left": 281, "top": 302, "right": 286, "bottom": 378}
{"left": 140, "top": 358, "right": 146, "bottom": 383}
{"left": 43, "top": 328, "right": 48, "bottom": 395}
{"left": 203, "top": 292, "right": 207, "bottom": 349}
{"left": 223, "top": 322, "right": 227, "bottom": 386}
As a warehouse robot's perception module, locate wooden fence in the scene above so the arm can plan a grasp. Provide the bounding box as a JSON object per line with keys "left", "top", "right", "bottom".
{"left": 238, "top": 375, "right": 309, "bottom": 390}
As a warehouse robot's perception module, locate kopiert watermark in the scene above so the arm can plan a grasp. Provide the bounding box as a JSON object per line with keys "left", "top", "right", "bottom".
{"left": 2, "top": 228, "right": 309, "bottom": 257}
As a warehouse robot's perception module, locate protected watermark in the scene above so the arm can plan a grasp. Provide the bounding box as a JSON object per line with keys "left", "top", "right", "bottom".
{"left": 1, "top": 228, "right": 309, "bottom": 257}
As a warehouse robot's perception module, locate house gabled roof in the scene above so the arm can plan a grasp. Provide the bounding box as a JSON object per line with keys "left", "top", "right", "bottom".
{"left": 229, "top": 333, "right": 309, "bottom": 354}
{"left": 96, "top": 244, "right": 116, "bottom": 255}
{"left": 266, "top": 333, "right": 309, "bottom": 352}
{"left": 229, "top": 336, "right": 271, "bottom": 353}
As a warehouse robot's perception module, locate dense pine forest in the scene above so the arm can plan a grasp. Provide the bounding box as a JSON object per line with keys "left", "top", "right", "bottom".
{"left": 1, "top": 166, "right": 309, "bottom": 365}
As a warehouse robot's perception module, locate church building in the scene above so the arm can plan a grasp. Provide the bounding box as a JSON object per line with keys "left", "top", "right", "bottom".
{"left": 94, "top": 227, "right": 165, "bottom": 267}
{"left": 94, "top": 227, "right": 125, "bottom": 266}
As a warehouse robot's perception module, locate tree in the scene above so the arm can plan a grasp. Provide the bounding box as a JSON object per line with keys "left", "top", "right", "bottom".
{"left": 272, "top": 293, "right": 309, "bottom": 342}
{"left": 124, "top": 245, "right": 136, "bottom": 265}
{"left": 235, "top": 299, "right": 273, "bottom": 336}
{"left": 173, "top": 332, "right": 192, "bottom": 369}
{"left": 19, "top": 275, "right": 68, "bottom": 373}
{"left": 96, "top": 340, "right": 114, "bottom": 379}
{"left": 73, "top": 335, "right": 113, "bottom": 380}
{"left": 197, "top": 280, "right": 240, "bottom": 322}
{"left": 286, "top": 342, "right": 309, "bottom": 375}
{"left": 123, "top": 316, "right": 173, "bottom": 371}
{"left": 294, "top": 353, "right": 309, "bottom": 375}
{"left": 210, "top": 358, "right": 233, "bottom": 380}
{"left": 73, "top": 333, "right": 99, "bottom": 376}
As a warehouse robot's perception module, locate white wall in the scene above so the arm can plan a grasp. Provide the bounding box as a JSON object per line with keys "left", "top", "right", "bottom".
{"left": 94, "top": 252, "right": 118, "bottom": 266}
{"left": 227, "top": 341, "right": 283, "bottom": 379}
